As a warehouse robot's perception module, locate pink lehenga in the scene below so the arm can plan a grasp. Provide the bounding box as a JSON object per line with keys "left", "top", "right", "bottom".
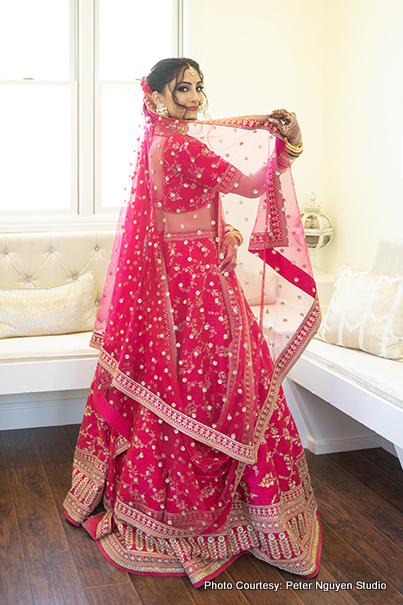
{"left": 63, "top": 85, "right": 322, "bottom": 587}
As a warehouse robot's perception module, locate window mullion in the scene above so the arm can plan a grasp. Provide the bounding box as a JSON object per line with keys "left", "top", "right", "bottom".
{"left": 77, "top": 0, "right": 95, "bottom": 217}
{"left": 174, "top": 0, "right": 181, "bottom": 57}
{"left": 182, "top": 0, "right": 199, "bottom": 59}
{"left": 70, "top": 81, "right": 79, "bottom": 216}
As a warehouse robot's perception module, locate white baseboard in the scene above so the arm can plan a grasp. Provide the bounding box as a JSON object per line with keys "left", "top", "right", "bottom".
{"left": 379, "top": 437, "right": 399, "bottom": 457}
{"left": 0, "top": 390, "right": 88, "bottom": 431}
{"left": 394, "top": 444, "right": 403, "bottom": 467}
{"left": 306, "top": 434, "right": 382, "bottom": 455}
{"left": 0, "top": 389, "right": 401, "bottom": 468}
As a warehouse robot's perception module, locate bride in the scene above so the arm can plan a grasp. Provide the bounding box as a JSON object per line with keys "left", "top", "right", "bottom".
{"left": 63, "top": 57, "right": 322, "bottom": 587}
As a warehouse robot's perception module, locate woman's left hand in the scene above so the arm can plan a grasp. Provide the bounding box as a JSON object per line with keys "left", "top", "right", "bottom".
{"left": 218, "top": 235, "right": 238, "bottom": 276}
{"left": 268, "top": 109, "right": 302, "bottom": 146}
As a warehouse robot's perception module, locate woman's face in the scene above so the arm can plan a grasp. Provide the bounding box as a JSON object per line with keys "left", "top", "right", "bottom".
{"left": 152, "top": 68, "right": 204, "bottom": 120}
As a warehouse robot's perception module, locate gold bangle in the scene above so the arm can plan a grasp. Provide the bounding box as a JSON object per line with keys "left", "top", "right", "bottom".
{"left": 224, "top": 228, "right": 243, "bottom": 246}
{"left": 285, "top": 138, "right": 303, "bottom": 153}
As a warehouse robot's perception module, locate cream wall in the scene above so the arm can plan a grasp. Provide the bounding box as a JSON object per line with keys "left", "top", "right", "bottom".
{"left": 186, "top": 0, "right": 403, "bottom": 274}
{"left": 320, "top": 0, "right": 403, "bottom": 273}
{"left": 186, "top": 0, "right": 324, "bottom": 221}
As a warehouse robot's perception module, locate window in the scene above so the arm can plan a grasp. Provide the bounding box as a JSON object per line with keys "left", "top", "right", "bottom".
{"left": 0, "top": 0, "right": 181, "bottom": 228}
{"left": 95, "top": 0, "right": 178, "bottom": 212}
{"left": 0, "top": 0, "right": 76, "bottom": 216}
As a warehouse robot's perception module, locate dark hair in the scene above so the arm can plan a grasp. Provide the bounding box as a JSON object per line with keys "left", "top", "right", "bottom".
{"left": 145, "top": 57, "right": 207, "bottom": 118}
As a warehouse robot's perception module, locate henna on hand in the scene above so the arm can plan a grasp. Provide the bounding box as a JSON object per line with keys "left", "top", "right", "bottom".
{"left": 268, "top": 109, "right": 302, "bottom": 147}
{"left": 218, "top": 235, "right": 238, "bottom": 276}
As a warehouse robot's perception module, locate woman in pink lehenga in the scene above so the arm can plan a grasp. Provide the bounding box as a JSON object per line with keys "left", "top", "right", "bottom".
{"left": 63, "top": 58, "right": 322, "bottom": 587}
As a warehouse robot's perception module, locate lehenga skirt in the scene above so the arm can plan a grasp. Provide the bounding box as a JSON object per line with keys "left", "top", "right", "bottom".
{"left": 63, "top": 231, "right": 321, "bottom": 587}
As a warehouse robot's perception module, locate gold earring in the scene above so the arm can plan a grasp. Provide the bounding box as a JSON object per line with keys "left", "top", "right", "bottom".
{"left": 198, "top": 100, "right": 204, "bottom": 112}
{"left": 156, "top": 103, "right": 170, "bottom": 117}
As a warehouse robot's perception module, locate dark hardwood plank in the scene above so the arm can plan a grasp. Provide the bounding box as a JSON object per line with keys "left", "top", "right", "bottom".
{"left": 327, "top": 450, "right": 403, "bottom": 514}
{"left": 307, "top": 474, "right": 403, "bottom": 593}
{"left": 64, "top": 522, "right": 134, "bottom": 591}
{"left": 86, "top": 583, "right": 142, "bottom": 605}
{"left": 302, "top": 568, "right": 360, "bottom": 605}
{"left": 2, "top": 429, "right": 89, "bottom": 605}
{"left": 63, "top": 423, "right": 81, "bottom": 451}
{"left": 0, "top": 431, "right": 34, "bottom": 605}
{"left": 33, "top": 425, "right": 132, "bottom": 591}
{"left": 319, "top": 520, "right": 403, "bottom": 605}
{"left": 130, "top": 574, "right": 197, "bottom": 605}
{"left": 305, "top": 450, "right": 403, "bottom": 551}
{"left": 278, "top": 567, "right": 359, "bottom": 605}
{"left": 359, "top": 447, "right": 403, "bottom": 480}
{"left": 181, "top": 567, "right": 250, "bottom": 605}
{"left": 3, "top": 424, "right": 403, "bottom": 605}
{"left": 226, "top": 555, "right": 305, "bottom": 605}
{"left": 31, "top": 424, "right": 84, "bottom": 524}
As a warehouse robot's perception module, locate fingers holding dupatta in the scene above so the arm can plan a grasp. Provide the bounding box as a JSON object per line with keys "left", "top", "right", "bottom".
{"left": 268, "top": 109, "right": 302, "bottom": 147}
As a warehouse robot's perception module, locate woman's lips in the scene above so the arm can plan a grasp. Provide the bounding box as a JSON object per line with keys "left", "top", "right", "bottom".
{"left": 187, "top": 106, "right": 198, "bottom": 111}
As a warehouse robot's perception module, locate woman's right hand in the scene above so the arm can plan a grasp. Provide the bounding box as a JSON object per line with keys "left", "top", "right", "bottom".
{"left": 218, "top": 235, "right": 238, "bottom": 276}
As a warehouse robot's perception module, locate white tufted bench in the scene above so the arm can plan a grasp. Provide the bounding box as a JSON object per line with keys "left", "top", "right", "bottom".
{"left": 2, "top": 230, "right": 402, "bottom": 471}
{"left": 0, "top": 231, "right": 115, "bottom": 430}
{"left": 283, "top": 238, "right": 403, "bottom": 468}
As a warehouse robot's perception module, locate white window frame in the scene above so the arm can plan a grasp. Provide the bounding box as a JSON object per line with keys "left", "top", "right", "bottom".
{"left": 1, "top": 0, "right": 188, "bottom": 233}
{"left": 93, "top": 0, "right": 180, "bottom": 214}
{"left": 1, "top": 0, "right": 78, "bottom": 229}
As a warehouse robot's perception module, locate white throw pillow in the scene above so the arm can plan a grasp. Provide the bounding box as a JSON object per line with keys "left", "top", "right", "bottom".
{"left": 317, "top": 262, "right": 403, "bottom": 360}
{"left": 0, "top": 272, "right": 96, "bottom": 338}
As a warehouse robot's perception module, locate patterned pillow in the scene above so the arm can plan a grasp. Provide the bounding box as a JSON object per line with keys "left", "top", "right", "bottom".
{"left": 0, "top": 272, "right": 96, "bottom": 339}
{"left": 317, "top": 262, "right": 403, "bottom": 360}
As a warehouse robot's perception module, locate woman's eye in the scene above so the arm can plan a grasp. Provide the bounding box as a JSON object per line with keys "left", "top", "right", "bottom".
{"left": 176, "top": 85, "right": 203, "bottom": 93}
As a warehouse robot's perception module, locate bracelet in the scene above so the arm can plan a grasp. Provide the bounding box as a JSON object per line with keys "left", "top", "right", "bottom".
{"left": 224, "top": 225, "right": 244, "bottom": 246}
{"left": 285, "top": 138, "right": 304, "bottom": 155}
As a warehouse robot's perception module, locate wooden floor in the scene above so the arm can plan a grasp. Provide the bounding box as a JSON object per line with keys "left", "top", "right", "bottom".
{"left": 1, "top": 425, "right": 402, "bottom": 605}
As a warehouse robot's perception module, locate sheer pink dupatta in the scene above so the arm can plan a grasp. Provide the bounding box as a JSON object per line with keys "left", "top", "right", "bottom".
{"left": 185, "top": 117, "right": 320, "bottom": 373}
{"left": 89, "top": 92, "right": 321, "bottom": 462}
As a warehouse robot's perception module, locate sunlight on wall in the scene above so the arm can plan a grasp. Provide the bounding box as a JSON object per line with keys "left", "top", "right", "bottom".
{"left": 195, "top": 0, "right": 324, "bottom": 213}
{"left": 190, "top": 0, "right": 403, "bottom": 274}
{"left": 319, "top": 0, "right": 403, "bottom": 273}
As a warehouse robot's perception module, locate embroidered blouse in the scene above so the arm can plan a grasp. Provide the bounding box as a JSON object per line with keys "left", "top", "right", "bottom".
{"left": 152, "top": 134, "right": 242, "bottom": 213}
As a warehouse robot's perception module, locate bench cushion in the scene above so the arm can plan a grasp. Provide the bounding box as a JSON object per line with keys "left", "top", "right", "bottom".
{"left": 0, "top": 331, "right": 97, "bottom": 363}
{"left": 306, "top": 338, "right": 403, "bottom": 410}
{"left": 0, "top": 231, "right": 114, "bottom": 301}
